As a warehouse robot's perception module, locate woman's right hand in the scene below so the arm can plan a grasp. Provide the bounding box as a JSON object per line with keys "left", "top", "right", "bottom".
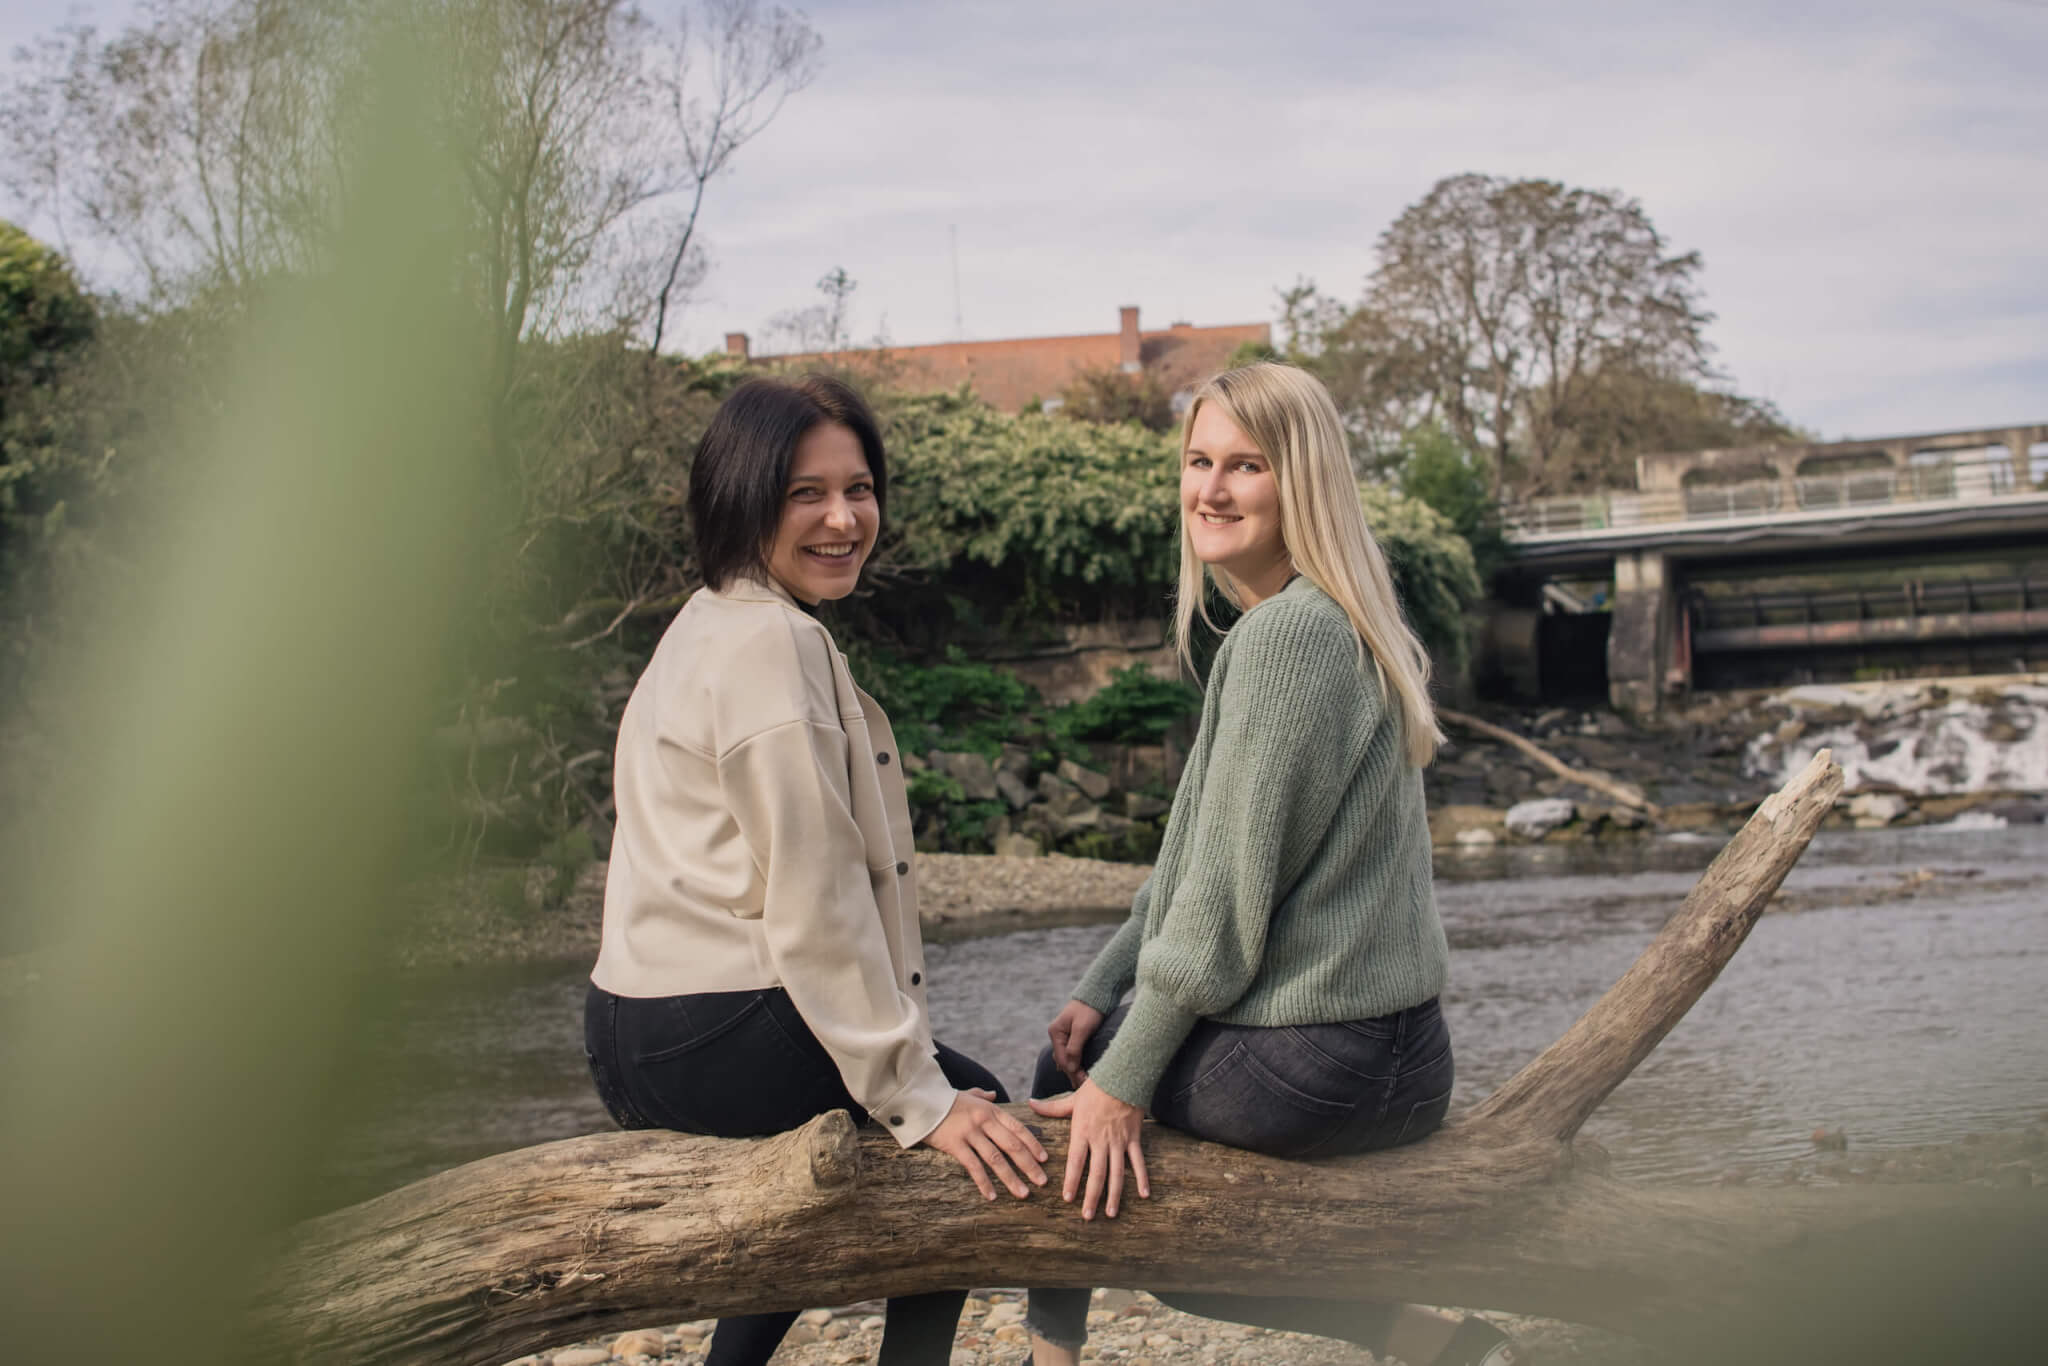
{"left": 921, "top": 1089, "right": 1049, "bottom": 1200}
{"left": 1047, "top": 999, "right": 1105, "bottom": 1085}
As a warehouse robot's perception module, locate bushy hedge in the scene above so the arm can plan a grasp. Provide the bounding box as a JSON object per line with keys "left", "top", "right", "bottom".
{"left": 0, "top": 253, "right": 1485, "bottom": 867}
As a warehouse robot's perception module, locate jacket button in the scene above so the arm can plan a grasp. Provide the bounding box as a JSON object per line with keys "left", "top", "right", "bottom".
{"left": 888, "top": 1114, "right": 904, "bottom": 1126}
{"left": 877, "top": 751, "right": 891, "bottom": 765}
{"left": 896, "top": 861, "right": 908, "bottom": 875}
{"left": 910, "top": 972, "right": 922, "bottom": 986}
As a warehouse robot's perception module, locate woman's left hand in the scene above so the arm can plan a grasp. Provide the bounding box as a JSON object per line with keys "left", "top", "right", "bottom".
{"left": 1029, "top": 1078, "right": 1150, "bottom": 1219}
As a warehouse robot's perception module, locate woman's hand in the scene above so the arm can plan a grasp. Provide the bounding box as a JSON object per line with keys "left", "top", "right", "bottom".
{"left": 1046, "top": 999, "right": 1105, "bottom": 1085}
{"left": 921, "top": 1089, "right": 1049, "bottom": 1201}
{"left": 1028, "top": 1078, "right": 1150, "bottom": 1220}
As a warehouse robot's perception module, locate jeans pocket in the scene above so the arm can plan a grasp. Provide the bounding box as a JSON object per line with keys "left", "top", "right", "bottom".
{"left": 1389, "top": 1084, "right": 1453, "bottom": 1146}
{"left": 1381, "top": 1028, "right": 1455, "bottom": 1149}
{"left": 1161, "top": 1032, "right": 1365, "bottom": 1159}
{"left": 627, "top": 993, "right": 843, "bottom": 1137}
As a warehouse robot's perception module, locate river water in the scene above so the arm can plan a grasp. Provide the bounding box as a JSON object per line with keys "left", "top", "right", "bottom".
{"left": 316, "top": 824, "right": 2048, "bottom": 1215}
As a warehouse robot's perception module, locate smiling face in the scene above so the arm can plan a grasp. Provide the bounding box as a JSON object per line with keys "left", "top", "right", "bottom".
{"left": 763, "top": 421, "right": 879, "bottom": 604}
{"left": 1182, "top": 401, "right": 1290, "bottom": 600}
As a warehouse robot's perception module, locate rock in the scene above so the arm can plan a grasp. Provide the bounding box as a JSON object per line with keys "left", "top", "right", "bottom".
{"left": 800, "top": 1308, "right": 834, "bottom": 1327}
{"left": 673, "top": 1321, "right": 710, "bottom": 1341}
{"left": 932, "top": 750, "right": 999, "bottom": 801}
{"left": 551, "top": 1351, "right": 611, "bottom": 1366}
{"left": 1505, "top": 797, "right": 1576, "bottom": 840}
{"left": 1454, "top": 828, "right": 1498, "bottom": 847}
{"left": 992, "top": 832, "right": 1043, "bottom": 858}
{"left": 1055, "top": 802, "right": 1102, "bottom": 835}
{"left": 1606, "top": 803, "right": 1648, "bottom": 830}
{"left": 901, "top": 750, "right": 927, "bottom": 772}
{"left": 1428, "top": 804, "right": 1506, "bottom": 845}
{"left": 611, "top": 1329, "right": 666, "bottom": 1357}
{"left": 1057, "top": 757, "right": 1112, "bottom": 800}
{"left": 1847, "top": 792, "right": 1910, "bottom": 828}
{"left": 1125, "top": 792, "right": 1170, "bottom": 820}
{"left": 784, "top": 1322, "right": 820, "bottom": 1346}
{"left": 1113, "top": 743, "right": 1178, "bottom": 791}
{"left": 997, "top": 743, "right": 1033, "bottom": 778}
{"left": 995, "top": 768, "right": 1034, "bottom": 810}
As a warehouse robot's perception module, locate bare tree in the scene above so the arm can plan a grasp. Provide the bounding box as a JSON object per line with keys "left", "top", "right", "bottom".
{"left": 760, "top": 263, "right": 856, "bottom": 354}
{"left": 0, "top": 0, "right": 355, "bottom": 301}
{"left": 1354, "top": 174, "right": 1715, "bottom": 494}
{"left": 644, "top": 0, "right": 822, "bottom": 355}
{"left": 1, "top": 0, "right": 820, "bottom": 369}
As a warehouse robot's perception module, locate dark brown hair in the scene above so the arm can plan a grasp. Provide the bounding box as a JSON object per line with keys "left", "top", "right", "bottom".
{"left": 688, "top": 375, "right": 888, "bottom": 591}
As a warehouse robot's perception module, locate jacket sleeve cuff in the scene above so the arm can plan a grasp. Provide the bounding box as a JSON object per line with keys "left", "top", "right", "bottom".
{"left": 1084, "top": 991, "right": 1198, "bottom": 1111}
{"left": 870, "top": 1061, "right": 957, "bottom": 1149}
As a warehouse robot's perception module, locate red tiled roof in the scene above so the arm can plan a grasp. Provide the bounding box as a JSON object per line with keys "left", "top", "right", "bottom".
{"left": 752, "top": 314, "right": 1271, "bottom": 413}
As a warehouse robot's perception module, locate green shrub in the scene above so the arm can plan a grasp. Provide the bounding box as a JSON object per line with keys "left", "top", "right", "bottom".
{"left": 850, "top": 644, "right": 1038, "bottom": 757}
{"left": 1049, "top": 665, "right": 1199, "bottom": 745}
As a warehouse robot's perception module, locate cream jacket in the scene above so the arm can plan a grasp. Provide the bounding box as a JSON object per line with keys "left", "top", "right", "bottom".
{"left": 591, "top": 576, "right": 953, "bottom": 1147}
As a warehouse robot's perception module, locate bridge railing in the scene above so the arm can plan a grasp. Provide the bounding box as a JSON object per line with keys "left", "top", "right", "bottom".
{"left": 1501, "top": 450, "right": 2039, "bottom": 540}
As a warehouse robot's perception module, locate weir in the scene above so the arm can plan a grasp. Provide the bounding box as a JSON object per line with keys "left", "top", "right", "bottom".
{"left": 1490, "top": 422, "right": 2048, "bottom": 712}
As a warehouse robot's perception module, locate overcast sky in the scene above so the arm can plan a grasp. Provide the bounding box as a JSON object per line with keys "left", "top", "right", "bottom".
{"left": 5, "top": 0, "right": 2043, "bottom": 441}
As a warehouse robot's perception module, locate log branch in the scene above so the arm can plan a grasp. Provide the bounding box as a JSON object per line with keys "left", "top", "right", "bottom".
{"left": 251, "top": 748, "right": 2044, "bottom": 1365}
{"left": 1440, "top": 708, "right": 1661, "bottom": 818}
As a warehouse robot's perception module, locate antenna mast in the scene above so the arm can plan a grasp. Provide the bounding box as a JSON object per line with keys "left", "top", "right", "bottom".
{"left": 949, "top": 224, "right": 964, "bottom": 340}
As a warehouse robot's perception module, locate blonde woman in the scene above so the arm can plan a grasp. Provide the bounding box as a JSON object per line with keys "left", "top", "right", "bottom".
{"left": 1024, "top": 364, "right": 1520, "bottom": 1366}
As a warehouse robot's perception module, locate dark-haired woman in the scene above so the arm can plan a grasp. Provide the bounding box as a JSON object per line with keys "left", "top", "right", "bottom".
{"left": 585, "top": 376, "right": 1047, "bottom": 1366}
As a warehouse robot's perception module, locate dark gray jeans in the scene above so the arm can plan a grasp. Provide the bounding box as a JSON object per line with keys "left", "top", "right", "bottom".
{"left": 1025, "top": 998, "right": 1453, "bottom": 1350}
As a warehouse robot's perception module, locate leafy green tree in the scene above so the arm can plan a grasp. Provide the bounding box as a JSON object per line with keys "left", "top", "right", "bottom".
{"left": 1357, "top": 480, "right": 1482, "bottom": 675}
{"left": 1395, "top": 420, "right": 1507, "bottom": 580}
{"left": 1055, "top": 365, "right": 1177, "bottom": 432}
{"left": 0, "top": 222, "right": 95, "bottom": 387}
{"left": 0, "top": 222, "right": 102, "bottom": 694}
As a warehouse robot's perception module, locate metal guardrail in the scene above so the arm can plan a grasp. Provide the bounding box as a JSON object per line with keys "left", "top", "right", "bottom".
{"left": 1502, "top": 454, "right": 2042, "bottom": 539}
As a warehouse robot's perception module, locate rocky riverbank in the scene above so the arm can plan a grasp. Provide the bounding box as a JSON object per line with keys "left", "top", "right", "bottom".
{"left": 1426, "top": 675, "right": 2048, "bottom": 850}
{"left": 511, "top": 1289, "right": 1647, "bottom": 1366}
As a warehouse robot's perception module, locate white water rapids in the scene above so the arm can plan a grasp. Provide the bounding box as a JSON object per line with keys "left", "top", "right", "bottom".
{"left": 1743, "top": 677, "right": 2048, "bottom": 795}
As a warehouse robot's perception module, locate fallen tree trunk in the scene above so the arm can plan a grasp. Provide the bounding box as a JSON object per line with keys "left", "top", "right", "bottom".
{"left": 1439, "top": 707, "right": 1660, "bottom": 819}
{"left": 252, "top": 752, "right": 2045, "bottom": 1363}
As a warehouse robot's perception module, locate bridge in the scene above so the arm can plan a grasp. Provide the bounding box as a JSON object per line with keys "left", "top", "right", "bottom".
{"left": 1491, "top": 423, "right": 2048, "bottom": 714}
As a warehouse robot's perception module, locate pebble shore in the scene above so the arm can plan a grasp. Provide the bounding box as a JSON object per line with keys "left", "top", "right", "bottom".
{"left": 509, "top": 1289, "right": 1647, "bottom": 1366}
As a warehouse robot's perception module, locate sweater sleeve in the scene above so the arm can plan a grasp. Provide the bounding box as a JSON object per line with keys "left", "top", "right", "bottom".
{"left": 719, "top": 717, "right": 956, "bottom": 1148}
{"left": 1070, "top": 874, "right": 1152, "bottom": 1011}
{"left": 1085, "top": 605, "right": 1380, "bottom": 1109}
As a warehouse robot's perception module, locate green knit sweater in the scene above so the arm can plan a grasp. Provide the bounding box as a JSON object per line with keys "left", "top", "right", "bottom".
{"left": 1075, "top": 576, "right": 1449, "bottom": 1110}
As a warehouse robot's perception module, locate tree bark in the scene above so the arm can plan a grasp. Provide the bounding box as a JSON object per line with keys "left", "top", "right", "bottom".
{"left": 248, "top": 751, "right": 2045, "bottom": 1363}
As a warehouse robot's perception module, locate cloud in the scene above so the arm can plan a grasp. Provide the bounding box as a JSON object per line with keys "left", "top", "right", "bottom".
{"left": 680, "top": 0, "right": 2045, "bottom": 437}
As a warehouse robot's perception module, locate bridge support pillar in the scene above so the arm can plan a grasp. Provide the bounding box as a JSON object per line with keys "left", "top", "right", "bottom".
{"left": 2010, "top": 429, "right": 2039, "bottom": 491}
{"left": 1608, "top": 550, "right": 1686, "bottom": 718}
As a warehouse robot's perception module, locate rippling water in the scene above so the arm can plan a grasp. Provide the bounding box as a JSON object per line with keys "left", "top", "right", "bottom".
{"left": 313, "top": 824, "right": 2048, "bottom": 1212}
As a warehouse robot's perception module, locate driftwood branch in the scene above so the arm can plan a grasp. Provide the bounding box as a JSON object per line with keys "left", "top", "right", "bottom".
{"left": 250, "top": 751, "right": 2046, "bottom": 1364}
{"left": 1439, "top": 708, "right": 1661, "bottom": 819}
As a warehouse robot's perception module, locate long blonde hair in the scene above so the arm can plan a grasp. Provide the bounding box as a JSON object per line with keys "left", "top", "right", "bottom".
{"left": 1173, "top": 362, "right": 1443, "bottom": 767}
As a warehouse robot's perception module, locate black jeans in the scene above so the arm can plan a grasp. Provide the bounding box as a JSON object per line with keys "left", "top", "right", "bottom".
{"left": 1025, "top": 998, "right": 1454, "bottom": 1351}
{"left": 586, "top": 983, "right": 1002, "bottom": 1366}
